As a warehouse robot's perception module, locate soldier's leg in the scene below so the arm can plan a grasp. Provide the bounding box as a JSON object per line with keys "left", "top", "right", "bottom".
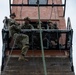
{"left": 21, "top": 45, "right": 29, "bottom": 55}
{"left": 22, "top": 34, "right": 29, "bottom": 45}
{"left": 18, "top": 34, "right": 29, "bottom": 61}
{"left": 21, "top": 34, "right": 29, "bottom": 54}
{"left": 18, "top": 45, "right": 29, "bottom": 61}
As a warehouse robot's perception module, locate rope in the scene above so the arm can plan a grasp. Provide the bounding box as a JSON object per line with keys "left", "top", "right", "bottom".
{"left": 37, "top": 0, "right": 47, "bottom": 75}
{"left": 50, "top": 0, "right": 57, "bottom": 22}
{"left": 50, "top": 0, "right": 54, "bottom": 19}
{"left": 16, "top": 2, "right": 18, "bottom": 17}
{"left": 50, "top": 6, "right": 53, "bottom": 19}
{"left": 3, "top": 35, "right": 17, "bottom": 72}
{"left": 20, "top": 0, "right": 24, "bottom": 23}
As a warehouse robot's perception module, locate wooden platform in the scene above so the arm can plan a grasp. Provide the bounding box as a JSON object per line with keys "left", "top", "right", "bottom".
{"left": 6, "top": 50, "right": 69, "bottom": 57}
{"left": 1, "top": 57, "right": 75, "bottom": 75}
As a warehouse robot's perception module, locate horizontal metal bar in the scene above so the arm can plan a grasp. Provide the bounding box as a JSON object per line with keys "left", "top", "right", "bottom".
{"left": 63, "top": 0, "right": 66, "bottom": 17}
{"left": 2, "top": 29, "right": 72, "bottom": 33}
{"left": 15, "top": 19, "right": 59, "bottom": 22}
{"left": 10, "top": 4, "right": 65, "bottom": 7}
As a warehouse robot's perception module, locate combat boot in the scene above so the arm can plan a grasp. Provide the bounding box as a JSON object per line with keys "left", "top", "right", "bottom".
{"left": 18, "top": 54, "right": 28, "bottom": 61}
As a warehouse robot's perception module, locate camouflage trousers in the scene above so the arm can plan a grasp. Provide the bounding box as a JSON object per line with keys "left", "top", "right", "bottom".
{"left": 14, "top": 33, "right": 29, "bottom": 56}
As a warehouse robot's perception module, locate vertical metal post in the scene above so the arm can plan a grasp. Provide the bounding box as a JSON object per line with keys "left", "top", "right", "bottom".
{"left": 9, "top": 0, "right": 11, "bottom": 14}
{"left": 70, "top": 29, "right": 73, "bottom": 60}
{"left": 37, "top": 0, "right": 47, "bottom": 75}
{"left": 63, "top": 0, "right": 66, "bottom": 17}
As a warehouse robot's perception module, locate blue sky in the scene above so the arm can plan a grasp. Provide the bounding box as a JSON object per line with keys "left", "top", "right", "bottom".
{"left": 0, "top": 0, "right": 76, "bottom": 74}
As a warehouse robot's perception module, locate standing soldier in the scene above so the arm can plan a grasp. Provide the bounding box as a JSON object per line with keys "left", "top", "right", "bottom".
{"left": 20, "top": 17, "right": 34, "bottom": 29}
{"left": 47, "top": 20, "right": 58, "bottom": 29}
{"left": 47, "top": 20, "right": 59, "bottom": 47}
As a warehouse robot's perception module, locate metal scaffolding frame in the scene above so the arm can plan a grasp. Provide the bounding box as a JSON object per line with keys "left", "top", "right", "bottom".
{"left": 1, "top": 0, "right": 74, "bottom": 75}
{"left": 9, "top": 0, "right": 66, "bottom": 17}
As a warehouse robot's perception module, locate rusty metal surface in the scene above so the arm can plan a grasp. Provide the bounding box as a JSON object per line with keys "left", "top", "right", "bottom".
{"left": 1, "top": 57, "right": 75, "bottom": 75}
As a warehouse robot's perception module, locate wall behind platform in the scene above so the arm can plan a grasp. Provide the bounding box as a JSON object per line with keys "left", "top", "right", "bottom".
{"left": 12, "top": 0, "right": 66, "bottom": 29}
{"left": 12, "top": 0, "right": 61, "bottom": 19}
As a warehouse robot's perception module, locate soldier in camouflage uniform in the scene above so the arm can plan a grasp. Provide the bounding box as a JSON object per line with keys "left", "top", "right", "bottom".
{"left": 14, "top": 33, "right": 29, "bottom": 61}
{"left": 47, "top": 20, "right": 59, "bottom": 47}
{"left": 20, "top": 17, "right": 34, "bottom": 29}
{"left": 3, "top": 13, "right": 20, "bottom": 37}
{"left": 47, "top": 20, "right": 58, "bottom": 29}
{"left": 3, "top": 14, "right": 31, "bottom": 61}
{"left": 8, "top": 13, "right": 20, "bottom": 37}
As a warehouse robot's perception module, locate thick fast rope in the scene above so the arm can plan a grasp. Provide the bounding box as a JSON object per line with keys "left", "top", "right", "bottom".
{"left": 37, "top": 0, "right": 47, "bottom": 75}
{"left": 19, "top": 0, "right": 24, "bottom": 23}
{"left": 50, "top": 0, "right": 53, "bottom": 19}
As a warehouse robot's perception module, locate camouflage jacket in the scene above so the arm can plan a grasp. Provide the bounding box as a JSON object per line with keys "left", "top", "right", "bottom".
{"left": 21, "top": 23, "right": 34, "bottom": 29}
{"left": 3, "top": 18, "right": 18, "bottom": 29}
{"left": 47, "top": 23, "right": 58, "bottom": 29}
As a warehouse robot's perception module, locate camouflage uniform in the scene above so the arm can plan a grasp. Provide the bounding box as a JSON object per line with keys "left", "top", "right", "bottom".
{"left": 3, "top": 13, "right": 20, "bottom": 37}
{"left": 18, "top": 17, "right": 34, "bottom": 60}
{"left": 8, "top": 19, "right": 20, "bottom": 37}
{"left": 20, "top": 17, "right": 34, "bottom": 29}
{"left": 14, "top": 33, "right": 29, "bottom": 57}
{"left": 47, "top": 20, "right": 58, "bottom": 29}
{"left": 47, "top": 20, "right": 59, "bottom": 47}
{"left": 4, "top": 14, "right": 30, "bottom": 60}
{"left": 3, "top": 17, "right": 9, "bottom": 29}
{"left": 21, "top": 23, "right": 33, "bottom": 29}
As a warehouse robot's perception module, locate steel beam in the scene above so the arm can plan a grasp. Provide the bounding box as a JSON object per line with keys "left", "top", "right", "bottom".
{"left": 63, "top": 0, "right": 66, "bottom": 17}
{"left": 9, "top": 0, "right": 11, "bottom": 14}
{"left": 10, "top": 4, "right": 65, "bottom": 7}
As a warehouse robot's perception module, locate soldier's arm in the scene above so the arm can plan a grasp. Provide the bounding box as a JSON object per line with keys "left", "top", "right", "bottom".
{"left": 3, "top": 17, "right": 9, "bottom": 29}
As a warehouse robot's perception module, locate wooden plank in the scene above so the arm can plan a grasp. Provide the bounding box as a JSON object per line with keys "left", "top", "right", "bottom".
{"left": 6, "top": 50, "right": 69, "bottom": 57}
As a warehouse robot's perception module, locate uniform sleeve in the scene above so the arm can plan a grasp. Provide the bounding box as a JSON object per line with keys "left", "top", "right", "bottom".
{"left": 3, "top": 18, "right": 9, "bottom": 29}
